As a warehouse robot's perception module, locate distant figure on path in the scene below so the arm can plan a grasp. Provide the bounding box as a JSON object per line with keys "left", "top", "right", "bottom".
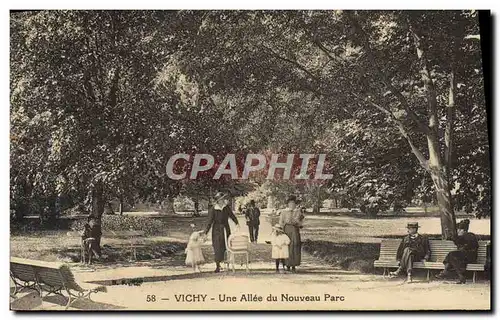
{"left": 245, "top": 200, "right": 261, "bottom": 243}
{"left": 204, "top": 192, "right": 240, "bottom": 273}
{"left": 435, "top": 219, "right": 479, "bottom": 284}
{"left": 389, "top": 222, "right": 430, "bottom": 282}
{"left": 279, "top": 195, "right": 303, "bottom": 272}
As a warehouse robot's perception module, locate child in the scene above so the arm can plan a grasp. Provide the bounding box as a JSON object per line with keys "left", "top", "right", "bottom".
{"left": 271, "top": 224, "right": 290, "bottom": 273}
{"left": 185, "top": 230, "right": 206, "bottom": 272}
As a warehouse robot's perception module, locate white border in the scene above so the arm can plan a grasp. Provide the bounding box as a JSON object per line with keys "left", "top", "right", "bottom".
{"left": 1, "top": 2, "right": 498, "bottom": 320}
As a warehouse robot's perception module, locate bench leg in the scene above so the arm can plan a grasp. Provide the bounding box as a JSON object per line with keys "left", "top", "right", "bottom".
{"left": 246, "top": 252, "right": 249, "bottom": 272}
{"left": 427, "top": 270, "right": 430, "bottom": 282}
{"left": 224, "top": 251, "right": 229, "bottom": 271}
{"left": 383, "top": 268, "right": 387, "bottom": 278}
{"left": 473, "top": 271, "right": 476, "bottom": 283}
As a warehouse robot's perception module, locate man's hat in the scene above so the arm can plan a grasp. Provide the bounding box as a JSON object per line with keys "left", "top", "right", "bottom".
{"left": 457, "top": 219, "right": 470, "bottom": 231}
{"left": 272, "top": 224, "right": 283, "bottom": 231}
{"left": 286, "top": 195, "right": 298, "bottom": 203}
{"left": 407, "top": 222, "right": 419, "bottom": 229}
{"left": 213, "top": 192, "right": 229, "bottom": 202}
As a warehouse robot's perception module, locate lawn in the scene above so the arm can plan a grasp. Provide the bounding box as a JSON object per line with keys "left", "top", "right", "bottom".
{"left": 10, "top": 213, "right": 491, "bottom": 274}
{"left": 300, "top": 215, "right": 490, "bottom": 274}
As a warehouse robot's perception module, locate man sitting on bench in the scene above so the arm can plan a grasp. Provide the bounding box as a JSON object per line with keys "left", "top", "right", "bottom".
{"left": 389, "top": 222, "right": 430, "bottom": 282}
{"left": 81, "top": 215, "right": 101, "bottom": 263}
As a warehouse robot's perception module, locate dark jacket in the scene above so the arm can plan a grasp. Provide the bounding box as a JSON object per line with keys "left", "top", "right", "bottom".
{"left": 396, "top": 234, "right": 431, "bottom": 261}
{"left": 453, "top": 232, "right": 479, "bottom": 263}
{"left": 204, "top": 205, "right": 239, "bottom": 262}
{"left": 204, "top": 205, "right": 239, "bottom": 237}
{"left": 245, "top": 206, "right": 261, "bottom": 226}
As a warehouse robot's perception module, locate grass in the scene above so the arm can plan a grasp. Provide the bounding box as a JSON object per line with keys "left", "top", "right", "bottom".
{"left": 10, "top": 215, "right": 207, "bottom": 263}
{"left": 10, "top": 213, "right": 491, "bottom": 275}
{"left": 300, "top": 215, "right": 491, "bottom": 274}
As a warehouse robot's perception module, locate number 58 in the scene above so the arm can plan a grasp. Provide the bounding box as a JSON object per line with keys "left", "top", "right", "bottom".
{"left": 146, "top": 295, "right": 156, "bottom": 302}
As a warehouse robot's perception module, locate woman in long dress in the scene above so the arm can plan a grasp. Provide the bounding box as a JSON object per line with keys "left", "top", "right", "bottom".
{"left": 204, "top": 192, "right": 240, "bottom": 272}
{"left": 279, "top": 195, "right": 303, "bottom": 272}
{"left": 435, "top": 219, "right": 479, "bottom": 284}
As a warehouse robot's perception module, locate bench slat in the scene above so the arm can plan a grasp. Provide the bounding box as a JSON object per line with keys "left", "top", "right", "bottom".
{"left": 374, "top": 239, "right": 490, "bottom": 273}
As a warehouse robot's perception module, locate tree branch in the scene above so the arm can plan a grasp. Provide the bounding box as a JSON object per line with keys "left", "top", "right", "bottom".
{"left": 409, "top": 25, "right": 439, "bottom": 134}
{"left": 352, "top": 92, "right": 429, "bottom": 170}
{"left": 444, "top": 70, "right": 455, "bottom": 177}
{"left": 344, "top": 11, "right": 431, "bottom": 136}
{"left": 260, "top": 44, "right": 320, "bottom": 82}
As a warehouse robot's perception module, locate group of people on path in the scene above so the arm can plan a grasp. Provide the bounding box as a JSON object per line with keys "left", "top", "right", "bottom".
{"left": 389, "top": 219, "right": 480, "bottom": 284}
{"left": 185, "top": 193, "right": 305, "bottom": 273}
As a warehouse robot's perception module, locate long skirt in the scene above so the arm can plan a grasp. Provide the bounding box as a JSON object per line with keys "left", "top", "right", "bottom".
{"left": 284, "top": 224, "right": 301, "bottom": 267}
{"left": 443, "top": 250, "right": 477, "bottom": 276}
{"left": 211, "top": 224, "right": 228, "bottom": 263}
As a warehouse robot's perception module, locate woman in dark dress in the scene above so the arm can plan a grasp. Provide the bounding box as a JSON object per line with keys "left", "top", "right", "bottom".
{"left": 278, "top": 195, "right": 303, "bottom": 272}
{"left": 435, "top": 219, "right": 479, "bottom": 284}
{"left": 204, "top": 192, "right": 240, "bottom": 272}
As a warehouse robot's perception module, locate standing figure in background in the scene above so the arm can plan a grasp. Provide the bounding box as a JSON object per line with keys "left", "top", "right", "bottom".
{"left": 389, "top": 222, "right": 430, "bottom": 282}
{"left": 279, "top": 195, "right": 303, "bottom": 273}
{"left": 204, "top": 192, "right": 240, "bottom": 273}
{"left": 435, "top": 219, "right": 478, "bottom": 284}
{"left": 245, "top": 200, "right": 261, "bottom": 243}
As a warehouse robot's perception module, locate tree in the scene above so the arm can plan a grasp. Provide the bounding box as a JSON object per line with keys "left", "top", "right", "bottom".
{"left": 165, "top": 11, "right": 489, "bottom": 238}
{"left": 10, "top": 11, "right": 185, "bottom": 224}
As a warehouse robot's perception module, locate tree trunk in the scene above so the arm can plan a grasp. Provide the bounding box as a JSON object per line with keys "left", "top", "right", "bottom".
{"left": 91, "top": 182, "right": 105, "bottom": 253}
{"left": 428, "top": 166, "right": 457, "bottom": 239}
{"left": 163, "top": 196, "right": 175, "bottom": 215}
{"left": 426, "top": 116, "right": 457, "bottom": 240}
{"left": 313, "top": 185, "right": 321, "bottom": 214}
{"left": 119, "top": 196, "right": 123, "bottom": 215}
{"left": 91, "top": 182, "right": 105, "bottom": 219}
{"left": 193, "top": 196, "right": 200, "bottom": 216}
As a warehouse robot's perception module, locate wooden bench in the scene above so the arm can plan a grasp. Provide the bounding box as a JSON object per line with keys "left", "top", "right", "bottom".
{"left": 413, "top": 240, "right": 490, "bottom": 282}
{"left": 102, "top": 230, "right": 146, "bottom": 261}
{"left": 374, "top": 239, "right": 490, "bottom": 283}
{"left": 67, "top": 230, "right": 146, "bottom": 264}
{"left": 373, "top": 239, "right": 401, "bottom": 277}
{"left": 10, "top": 257, "right": 107, "bottom": 309}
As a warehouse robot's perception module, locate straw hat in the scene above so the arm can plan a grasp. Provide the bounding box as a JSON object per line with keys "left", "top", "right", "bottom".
{"left": 213, "top": 192, "right": 229, "bottom": 202}
{"left": 407, "top": 222, "right": 419, "bottom": 229}
{"left": 272, "top": 224, "right": 283, "bottom": 232}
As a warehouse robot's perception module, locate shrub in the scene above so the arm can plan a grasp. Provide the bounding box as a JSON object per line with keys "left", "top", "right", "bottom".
{"left": 70, "top": 215, "right": 167, "bottom": 236}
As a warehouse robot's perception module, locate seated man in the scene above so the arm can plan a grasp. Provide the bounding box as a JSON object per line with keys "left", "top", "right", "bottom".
{"left": 80, "top": 216, "right": 101, "bottom": 263}
{"left": 389, "top": 222, "right": 430, "bottom": 282}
